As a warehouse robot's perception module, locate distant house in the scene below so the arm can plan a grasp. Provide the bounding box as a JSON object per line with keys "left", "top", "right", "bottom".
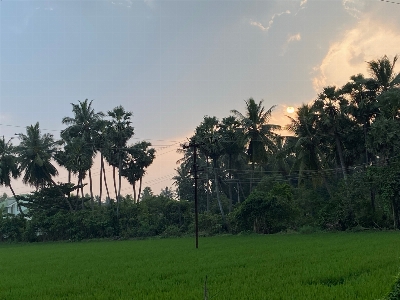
{"left": 0, "top": 197, "right": 28, "bottom": 216}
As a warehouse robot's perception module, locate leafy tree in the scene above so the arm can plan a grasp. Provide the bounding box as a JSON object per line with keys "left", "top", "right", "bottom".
{"left": 0, "top": 192, "right": 8, "bottom": 202}
{"left": 234, "top": 181, "right": 294, "bottom": 233}
{"left": 140, "top": 186, "right": 154, "bottom": 201}
{"left": 160, "top": 186, "right": 174, "bottom": 199}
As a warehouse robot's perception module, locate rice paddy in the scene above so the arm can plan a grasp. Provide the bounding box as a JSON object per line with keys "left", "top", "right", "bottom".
{"left": 0, "top": 232, "right": 399, "bottom": 299}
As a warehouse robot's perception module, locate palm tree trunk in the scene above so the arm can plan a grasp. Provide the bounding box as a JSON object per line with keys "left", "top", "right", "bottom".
{"left": 228, "top": 154, "right": 233, "bottom": 212}
{"left": 250, "top": 161, "right": 255, "bottom": 193}
{"left": 103, "top": 162, "right": 110, "bottom": 200}
{"left": 236, "top": 182, "right": 241, "bottom": 204}
{"left": 206, "top": 157, "right": 210, "bottom": 212}
{"left": 8, "top": 184, "right": 25, "bottom": 217}
{"left": 133, "top": 182, "right": 137, "bottom": 203}
{"left": 213, "top": 164, "right": 225, "bottom": 223}
{"left": 117, "top": 153, "right": 122, "bottom": 217}
{"left": 113, "top": 166, "right": 118, "bottom": 200}
{"left": 137, "top": 177, "right": 143, "bottom": 202}
{"left": 89, "top": 168, "right": 94, "bottom": 209}
{"left": 335, "top": 133, "right": 347, "bottom": 181}
{"left": 99, "top": 154, "right": 103, "bottom": 205}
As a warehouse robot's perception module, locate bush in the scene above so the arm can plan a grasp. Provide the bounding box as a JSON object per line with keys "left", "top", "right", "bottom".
{"left": 298, "top": 225, "right": 319, "bottom": 234}
{"left": 162, "top": 225, "right": 183, "bottom": 238}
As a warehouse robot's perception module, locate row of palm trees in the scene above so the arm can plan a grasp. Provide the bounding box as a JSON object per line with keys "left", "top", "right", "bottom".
{"left": 0, "top": 100, "right": 156, "bottom": 214}
{"left": 175, "top": 55, "right": 400, "bottom": 223}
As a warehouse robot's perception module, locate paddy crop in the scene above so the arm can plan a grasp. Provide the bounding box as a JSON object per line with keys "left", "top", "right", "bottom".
{"left": 0, "top": 232, "right": 399, "bottom": 299}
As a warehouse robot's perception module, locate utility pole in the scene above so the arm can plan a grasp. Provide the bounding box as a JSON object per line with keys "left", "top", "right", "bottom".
{"left": 182, "top": 141, "right": 203, "bottom": 249}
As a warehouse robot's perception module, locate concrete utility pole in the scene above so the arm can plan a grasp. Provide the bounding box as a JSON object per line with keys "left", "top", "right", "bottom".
{"left": 182, "top": 141, "right": 203, "bottom": 249}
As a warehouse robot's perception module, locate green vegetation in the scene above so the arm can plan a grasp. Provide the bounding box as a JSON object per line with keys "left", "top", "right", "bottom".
{"left": 0, "top": 232, "right": 399, "bottom": 299}
{"left": 3, "top": 55, "right": 400, "bottom": 242}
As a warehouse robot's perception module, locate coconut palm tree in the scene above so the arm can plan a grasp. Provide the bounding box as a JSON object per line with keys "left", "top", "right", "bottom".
{"left": 313, "top": 86, "right": 350, "bottom": 181}
{"left": 61, "top": 99, "right": 104, "bottom": 201}
{"left": 0, "top": 137, "right": 24, "bottom": 215}
{"left": 341, "top": 74, "right": 380, "bottom": 164}
{"left": 218, "top": 116, "right": 246, "bottom": 211}
{"left": 231, "top": 98, "right": 280, "bottom": 191}
{"left": 16, "top": 123, "right": 59, "bottom": 189}
{"left": 193, "top": 116, "right": 226, "bottom": 221}
{"left": 367, "top": 55, "right": 400, "bottom": 91}
{"left": 105, "top": 106, "right": 134, "bottom": 215}
{"left": 286, "top": 104, "right": 328, "bottom": 189}
{"left": 122, "top": 141, "right": 155, "bottom": 202}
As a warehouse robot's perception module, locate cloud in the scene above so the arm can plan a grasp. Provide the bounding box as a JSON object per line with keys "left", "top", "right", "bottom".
{"left": 287, "top": 33, "right": 301, "bottom": 43}
{"left": 312, "top": 19, "right": 400, "bottom": 92}
{"left": 249, "top": 21, "right": 269, "bottom": 31}
{"left": 280, "top": 33, "right": 301, "bottom": 56}
{"left": 250, "top": 10, "right": 291, "bottom": 33}
{"left": 342, "top": 0, "right": 365, "bottom": 19}
{"left": 110, "top": 0, "right": 132, "bottom": 8}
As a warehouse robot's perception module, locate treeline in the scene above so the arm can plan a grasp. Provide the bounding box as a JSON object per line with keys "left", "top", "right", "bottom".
{"left": 1, "top": 101, "right": 156, "bottom": 214}
{"left": 2, "top": 55, "right": 400, "bottom": 243}
{"left": 174, "top": 54, "right": 400, "bottom": 233}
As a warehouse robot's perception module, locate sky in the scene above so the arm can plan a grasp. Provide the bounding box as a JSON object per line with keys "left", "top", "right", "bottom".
{"left": 1, "top": 0, "right": 400, "bottom": 197}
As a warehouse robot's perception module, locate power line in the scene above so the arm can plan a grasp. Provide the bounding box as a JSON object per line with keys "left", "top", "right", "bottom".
{"left": 380, "top": 0, "right": 400, "bottom": 4}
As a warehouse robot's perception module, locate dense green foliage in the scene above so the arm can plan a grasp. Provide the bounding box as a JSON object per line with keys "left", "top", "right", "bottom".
{"left": 0, "top": 233, "right": 399, "bottom": 299}
{"left": 2, "top": 55, "right": 400, "bottom": 240}
{"left": 172, "top": 55, "right": 400, "bottom": 234}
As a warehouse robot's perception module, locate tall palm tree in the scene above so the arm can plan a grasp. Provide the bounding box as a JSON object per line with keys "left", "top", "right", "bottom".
{"left": 341, "top": 74, "right": 380, "bottom": 164}
{"left": 0, "top": 137, "right": 24, "bottom": 215}
{"left": 16, "top": 123, "right": 59, "bottom": 189}
{"left": 105, "top": 106, "right": 134, "bottom": 215}
{"left": 231, "top": 98, "right": 280, "bottom": 191}
{"left": 218, "top": 116, "right": 246, "bottom": 211}
{"left": 286, "top": 104, "right": 329, "bottom": 190}
{"left": 94, "top": 120, "right": 111, "bottom": 205}
{"left": 122, "top": 141, "right": 155, "bottom": 202}
{"left": 367, "top": 55, "right": 400, "bottom": 91}
{"left": 61, "top": 99, "right": 104, "bottom": 202}
{"left": 63, "top": 137, "right": 94, "bottom": 201}
{"left": 313, "top": 86, "right": 350, "bottom": 181}
{"left": 194, "top": 116, "right": 226, "bottom": 221}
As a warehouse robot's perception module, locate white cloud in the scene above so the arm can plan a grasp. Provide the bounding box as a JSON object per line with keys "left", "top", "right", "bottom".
{"left": 110, "top": 0, "right": 132, "bottom": 8}
{"left": 280, "top": 33, "right": 301, "bottom": 56}
{"left": 250, "top": 10, "right": 291, "bottom": 33}
{"left": 312, "top": 19, "right": 400, "bottom": 92}
{"left": 249, "top": 20, "right": 268, "bottom": 31}
{"left": 342, "top": 0, "right": 365, "bottom": 19}
{"left": 287, "top": 33, "right": 301, "bottom": 43}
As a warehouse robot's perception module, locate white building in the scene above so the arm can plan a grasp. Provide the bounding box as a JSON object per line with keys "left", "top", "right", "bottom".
{"left": 0, "top": 197, "right": 28, "bottom": 216}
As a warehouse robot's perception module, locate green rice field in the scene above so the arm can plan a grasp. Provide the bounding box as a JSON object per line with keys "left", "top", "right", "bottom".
{"left": 0, "top": 232, "right": 399, "bottom": 299}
